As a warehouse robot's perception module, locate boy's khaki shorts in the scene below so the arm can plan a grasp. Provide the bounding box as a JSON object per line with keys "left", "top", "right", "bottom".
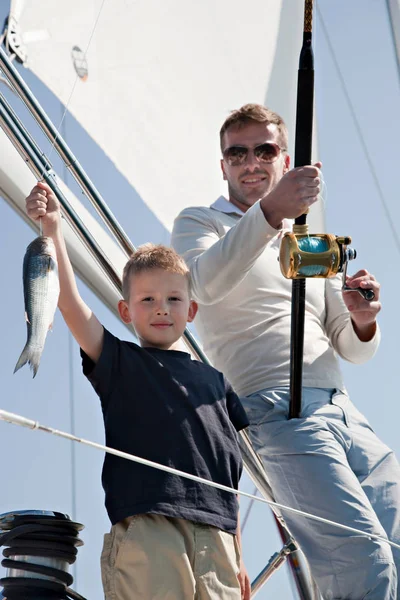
{"left": 101, "top": 513, "right": 241, "bottom": 599}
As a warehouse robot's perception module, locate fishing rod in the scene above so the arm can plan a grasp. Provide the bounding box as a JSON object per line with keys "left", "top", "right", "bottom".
{"left": 280, "top": 0, "right": 374, "bottom": 419}
{"left": 288, "top": 0, "right": 314, "bottom": 419}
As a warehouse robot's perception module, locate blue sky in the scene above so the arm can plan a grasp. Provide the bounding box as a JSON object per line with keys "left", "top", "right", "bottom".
{"left": 0, "top": 1, "right": 399, "bottom": 598}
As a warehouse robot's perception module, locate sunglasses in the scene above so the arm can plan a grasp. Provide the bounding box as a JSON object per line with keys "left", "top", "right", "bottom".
{"left": 222, "top": 142, "right": 286, "bottom": 166}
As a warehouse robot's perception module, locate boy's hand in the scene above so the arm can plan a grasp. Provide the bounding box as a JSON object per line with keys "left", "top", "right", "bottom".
{"left": 238, "top": 559, "right": 251, "bottom": 600}
{"left": 26, "top": 181, "right": 61, "bottom": 235}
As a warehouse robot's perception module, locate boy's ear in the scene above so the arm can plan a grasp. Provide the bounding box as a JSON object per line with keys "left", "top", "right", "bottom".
{"left": 118, "top": 299, "right": 132, "bottom": 324}
{"left": 187, "top": 300, "right": 198, "bottom": 322}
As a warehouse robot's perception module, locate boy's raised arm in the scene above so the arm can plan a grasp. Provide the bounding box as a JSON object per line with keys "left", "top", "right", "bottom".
{"left": 26, "top": 181, "right": 104, "bottom": 363}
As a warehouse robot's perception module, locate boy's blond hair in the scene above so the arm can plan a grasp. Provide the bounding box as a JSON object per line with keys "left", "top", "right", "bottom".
{"left": 122, "top": 243, "right": 190, "bottom": 300}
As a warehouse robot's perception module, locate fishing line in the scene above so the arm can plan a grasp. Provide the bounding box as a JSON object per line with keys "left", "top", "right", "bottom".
{"left": 1, "top": 408, "right": 399, "bottom": 553}
{"left": 39, "top": 0, "right": 108, "bottom": 180}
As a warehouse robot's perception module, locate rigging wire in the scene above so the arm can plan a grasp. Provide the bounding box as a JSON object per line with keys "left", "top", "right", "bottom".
{"left": 1, "top": 408, "right": 399, "bottom": 554}
{"left": 59, "top": 105, "right": 79, "bottom": 587}
{"left": 316, "top": 3, "right": 400, "bottom": 257}
{"left": 385, "top": 0, "right": 400, "bottom": 81}
{"left": 68, "top": 332, "right": 78, "bottom": 586}
{"left": 240, "top": 486, "right": 258, "bottom": 534}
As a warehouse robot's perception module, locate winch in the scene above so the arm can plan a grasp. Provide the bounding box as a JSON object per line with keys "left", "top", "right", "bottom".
{"left": 0, "top": 509, "right": 85, "bottom": 599}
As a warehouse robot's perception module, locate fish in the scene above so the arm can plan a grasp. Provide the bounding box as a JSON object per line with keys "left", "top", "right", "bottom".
{"left": 14, "top": 236, "right": 60, "bottom": 378}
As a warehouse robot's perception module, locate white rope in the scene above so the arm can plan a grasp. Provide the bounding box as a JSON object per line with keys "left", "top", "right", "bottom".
{"left": 1, "top": 408, "right": 399, "bottom": 552}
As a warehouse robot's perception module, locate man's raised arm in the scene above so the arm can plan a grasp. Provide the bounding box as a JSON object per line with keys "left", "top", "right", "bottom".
{"left": 171, "top": 202, "right": 279, "bottom": 305}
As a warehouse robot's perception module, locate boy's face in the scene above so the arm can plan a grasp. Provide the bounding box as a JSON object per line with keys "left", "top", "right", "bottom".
{"left": 118, "top": 269, "right": 197, "bottom": 350}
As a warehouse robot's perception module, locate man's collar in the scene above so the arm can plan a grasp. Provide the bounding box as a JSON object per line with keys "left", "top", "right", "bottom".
{"left": 210, "top": 196, "right": 245, "bottom": 217}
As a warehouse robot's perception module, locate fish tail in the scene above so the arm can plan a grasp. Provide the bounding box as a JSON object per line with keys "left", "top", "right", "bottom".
{"left": 14, "top": 344, "right": 42, "bottom": 378}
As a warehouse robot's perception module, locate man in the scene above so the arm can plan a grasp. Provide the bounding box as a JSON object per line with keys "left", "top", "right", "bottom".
{"left": 171, "top": 104, "right": 400, "bottom": 599}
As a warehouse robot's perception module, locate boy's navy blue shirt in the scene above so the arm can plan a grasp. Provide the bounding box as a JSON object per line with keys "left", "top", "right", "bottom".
{"left": 81, "top": 328, "right": 249, "bottom": 534}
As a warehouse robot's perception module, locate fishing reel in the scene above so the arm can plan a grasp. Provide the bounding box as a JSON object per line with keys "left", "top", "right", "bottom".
{"left": 279, "top": 225, "right": 375, "bottom": 301}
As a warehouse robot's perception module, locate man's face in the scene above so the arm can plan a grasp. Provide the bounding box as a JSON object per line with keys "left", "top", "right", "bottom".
{"left": 118, "top": 269, "right": 197, "bottom": 350}
{"left": 220, "top": 122, "right": 290, "bottom": 212}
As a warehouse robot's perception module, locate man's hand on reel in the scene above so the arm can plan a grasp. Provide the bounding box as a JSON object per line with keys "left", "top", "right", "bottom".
{"left": 342, "top": 269, "right": 381, "bottom": 341}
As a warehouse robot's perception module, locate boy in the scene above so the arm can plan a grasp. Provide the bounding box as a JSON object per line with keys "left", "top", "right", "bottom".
{"left": 25, "top": 181, "right": 251, "bottom": 600}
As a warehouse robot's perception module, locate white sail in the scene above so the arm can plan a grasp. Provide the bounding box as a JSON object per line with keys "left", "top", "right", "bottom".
{"left": 12, "top": 0, "right": 324, "bottom": 232}
{"left": 1, "top": 0, "right": 326, "bottom": 330}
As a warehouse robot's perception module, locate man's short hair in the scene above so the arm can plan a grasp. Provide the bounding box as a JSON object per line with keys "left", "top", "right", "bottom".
{"left": 122, "top": 243, "right": 190, "bottom": 300}
{"left": 219, "top": 103, "right": 288, "bottom": 151}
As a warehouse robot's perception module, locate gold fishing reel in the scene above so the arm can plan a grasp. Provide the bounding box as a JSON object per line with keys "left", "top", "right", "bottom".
{"left": 279, "top": 224, "right": 352, "bottom": 279}
{"left": 279, "top": 224, "right": 374, "bottom": 301}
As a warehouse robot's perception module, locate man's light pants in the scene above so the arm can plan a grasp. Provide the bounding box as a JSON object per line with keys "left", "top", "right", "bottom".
{"left": 244, "top": 387, "right": 400, "bottom": 600}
